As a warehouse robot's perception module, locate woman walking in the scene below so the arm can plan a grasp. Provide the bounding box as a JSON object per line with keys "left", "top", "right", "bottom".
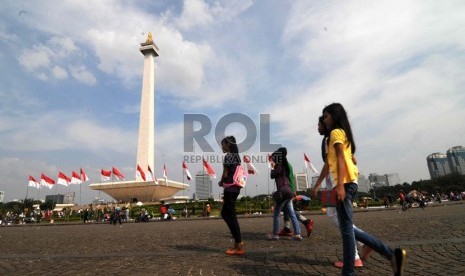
{"left": 322, "top": 103, "right": 406, "bottom": 276}
{"left": 218, "top": 136, "right": 244, "bottom": 255}
{"left": 267, "top": 147, "right": 303, "bottom": 241}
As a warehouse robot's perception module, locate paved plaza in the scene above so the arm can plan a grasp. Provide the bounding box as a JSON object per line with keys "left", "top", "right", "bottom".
{"left": 1, "top": 202, "right": 464, "bottom": 275}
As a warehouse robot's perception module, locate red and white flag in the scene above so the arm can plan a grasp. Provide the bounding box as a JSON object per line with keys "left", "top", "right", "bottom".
{"left": 40, "top": 173, "right": 55, "bottom": 189}
{"left": 163, "top": 164, "right": 167, "bottom": 179}
{"left": 80, "top": 168, "right": 89, "bottom": 182}
{"left": 267, "top": 154, "right": 274, "bottom": 169}
{"left": 28, "top": 176, "right": 40, "bottom": 189}
{"left": 136, "top": 164, "right": 146, "bottom": 181}
{"left": 101, "top": 169, "right": 111, "bottom": 181}
{"left": 112, "top": 167, "right": 125, "bottom": 181}
{"left": 57, "top": 171, "right": 71, "bottom": 186}
{"left": 304, "top": 153, "right": 319, "bottom": 174}
{"left": 147, "top": 165, "right": 158, "bottom": 184}
{"left": 203, "top": 158, "right": 216, "bottom": 178}
{"left": 182, "top": 161, "right": 192, "bottom": 181}
{"left": 71, "top": 171, "right": 82, "bottom": 184}
{"left": 243, "top": 155, "right": 258, "bottom": 174}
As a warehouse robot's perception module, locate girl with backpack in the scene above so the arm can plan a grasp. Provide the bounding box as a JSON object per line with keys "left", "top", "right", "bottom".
{"left": 267, "top": 147, "right": 303, "bottom": 241}
{"left": 218, "top": 136, "right": 244, "bottom": 255}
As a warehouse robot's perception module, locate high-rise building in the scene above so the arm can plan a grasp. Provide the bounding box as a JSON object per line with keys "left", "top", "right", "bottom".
{"left": 427, "top": 152, "right": 451, "bottom": 178}
{"left": 446, "top": 146, "right": 465, "bottom": 175}
{"left": 368, "top": 173, "right": 401, "bottom": 188}
{"left": 357, "top": 174, "right": 369, "bottom": 193}
{"left": 368, "top": 173, "right": 387, "bottom": 188}
{"left": 0, "top": 191, "right": 4, "bottom": 203}
{"left": 295, "top": 172, "right": 309, "bottom": 191}
{"left": 195, "top": 171, "right": 212, "bottom": 200}
{"left": 385, "top": 173, "right": 401, "bottom": 186}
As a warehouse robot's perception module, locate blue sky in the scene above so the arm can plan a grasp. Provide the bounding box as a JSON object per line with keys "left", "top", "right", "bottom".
{"left": 1, "top": 0, "right": 464, "bottom": 203}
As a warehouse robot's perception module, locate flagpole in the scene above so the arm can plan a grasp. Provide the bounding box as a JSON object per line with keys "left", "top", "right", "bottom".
{"left": 305, "top": 165, "right": 311, "bottom": 190}
{"left": 52, "top": 182, "right": 58, "bottom": 209}
{"left": 25, "top": 183, "right": 30, "bottom": 203}
{"left": 182, "top": 169, "right": 185, "bottom": 197}
{"left": 37, "top": 185, "right": 41, "bottom": 204}
{"left": 79, "top": 181, "right": 82, "bottom": 206}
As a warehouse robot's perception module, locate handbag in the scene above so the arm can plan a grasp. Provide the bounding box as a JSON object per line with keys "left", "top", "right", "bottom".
{"left": 272, "top": 190, "right": 282, "bottom": 202}
{"left": 321, "top": 189, "right": 338, "bottom": 207}
{"left": 272, "top": 186, "right": 293, "bottom": 202}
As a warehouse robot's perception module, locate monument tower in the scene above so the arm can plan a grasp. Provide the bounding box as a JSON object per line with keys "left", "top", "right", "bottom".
{"left": 89, "top": 33, "right": 188, "bottom": 202}
{"left": 136, "top": 33, "right": 158, "bottom": 179}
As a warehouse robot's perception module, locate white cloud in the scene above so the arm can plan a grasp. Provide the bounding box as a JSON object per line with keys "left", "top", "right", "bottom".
{"left": 19, "top": 45, "right": 51, "bottom": 72}
{"left": 70, "top": 65, "right": 97, "bottom": 85}
{"left": 52, "top": 65, "right": 68, "bottom": 79}
{"left": 177, "top": 0, "right": 214, "bottom": 30}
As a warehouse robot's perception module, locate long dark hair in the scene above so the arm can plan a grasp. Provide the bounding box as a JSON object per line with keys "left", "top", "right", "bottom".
{"left": 221, "top": 136, "right": 241, "bottom": 163}
{"left": 319, "top": 115, "right": 329, "bottom": 137}
{"left": 323, "top": 103, "right": 356, "bottom": 153}
{"left": 272, "top": 147, "right": 290, "bottom": 178}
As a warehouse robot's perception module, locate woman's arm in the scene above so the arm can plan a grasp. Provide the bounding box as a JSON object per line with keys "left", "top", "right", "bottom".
{"left": 218, "top": 163, "right": 228, "bottom": 186}
{"left": 311, "top": 162, "right": 329, "bottom": 197}
{"left": 270, "top": 163, "right": 280, "bottom": 179}
{"left": 335, "top": 143, "right": 346, "bottom": 202}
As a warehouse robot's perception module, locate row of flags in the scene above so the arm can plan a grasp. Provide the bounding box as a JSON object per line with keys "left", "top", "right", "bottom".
{"left": 28, "top": 168, "right": 89, "bottom": 190}
{"left": 27, "top": 153, "right": 318, "bottom": 187}
{"left": 180, "top": 153, "right": 317, "bottom": 182}
{"left": 100, "top": 167, "right": 126, "bottom": 181}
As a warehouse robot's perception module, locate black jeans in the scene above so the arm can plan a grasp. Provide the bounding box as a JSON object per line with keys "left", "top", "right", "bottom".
{"left": 221, "top": 191, "right": 241, "bottom": 243}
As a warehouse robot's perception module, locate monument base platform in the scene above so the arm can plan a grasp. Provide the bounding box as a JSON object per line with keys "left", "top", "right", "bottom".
{"left": 89, "top": 179, "right": 189, "bottom": 203}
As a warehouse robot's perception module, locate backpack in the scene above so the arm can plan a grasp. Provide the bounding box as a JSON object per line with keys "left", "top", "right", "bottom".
{"left": 288, "top": 162, "right": 296, "bottom": 193}
{"left": 223, "top": 165, "right": 248, "bottom": 188}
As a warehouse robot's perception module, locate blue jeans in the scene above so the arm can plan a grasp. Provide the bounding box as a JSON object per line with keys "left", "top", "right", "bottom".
{"left": 273, "top": 199, "right": 300, "bottom": 235}
{"left": 337, "top": 183, "right": 394, "bottom": 275}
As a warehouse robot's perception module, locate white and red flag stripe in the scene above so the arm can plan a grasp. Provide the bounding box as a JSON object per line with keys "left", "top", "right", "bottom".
{"left": 28, "top": 176, "right": 40, "bottom": 189}
{"left": 243, "top": 155, "right": 258, "bottom": 174}
{"left": 182, "top": 161, "right": 192, "bottom": 181}
{"left": 147, "top": 165, "right": 158, "bottom": 184}
{"left": 80, "top": 168, "right": 89, "bottom": 182}
{"left": 112, "top": 167, "right": 125, "bottom": 180}
{"left": 304, "top": 153, "right": 319, "bottom": 174}
{"left": 71, "top": 171, "right": 82, "bottom": 184}
{"left": 57, "top": 171, "right": 71, "bottom": 186}
{"left": 136, "top": 164, "right": 146, "bottom": 181}
{"left": 101, "top": 169, "right": 111, "bottom": 181}
{"left": 40, "top": 173, "right": 55, "bottom": 189}
{"left": 203, "top": 158, "right": 216, "bottom": 178}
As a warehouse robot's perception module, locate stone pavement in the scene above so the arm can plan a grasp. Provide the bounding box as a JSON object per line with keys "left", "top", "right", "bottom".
{"left": 1, "top": 202, "right": 464, "bottom": 276}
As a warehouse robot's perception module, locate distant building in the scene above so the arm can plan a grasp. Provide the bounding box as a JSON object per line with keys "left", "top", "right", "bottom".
{"left": 295, "top": 172, "right": 309, "bottom": 191}
{"left": 446, "top": 146, "right": 465, "bottom": 175}
{"left": 45, "top": 194, "right": 65, "bottom": 204}
{"left": 311, "top": 176, "right": 320, "bottom": 189}
{"left": 0, "top": 191, "right": 4, "bottom": 203}
{"left": 368, "top": 173, "right": 387, "bottom": 188}
{"left": 385, "top": 173, "right": 401, "bottom": 186}
{"left": 195, "top": 171, "right": 212, "bottom": 200}
{"left": 357, "top": 174, "right": 369, "bottom": 193}
{"left": 427, "top": 152, "right": 451, "bottom": 178}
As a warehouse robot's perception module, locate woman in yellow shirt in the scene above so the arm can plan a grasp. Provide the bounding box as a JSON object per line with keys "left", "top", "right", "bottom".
{"left": 322, "top": 103, "right": 406, "bottom": 276}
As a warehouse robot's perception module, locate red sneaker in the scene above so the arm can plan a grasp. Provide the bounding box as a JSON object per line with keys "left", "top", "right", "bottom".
{"left": 334, "top": 259, "right": 363, "bottom": 268}
{"left": 305, "top": 219, "right": 314, "bottom": 237}
{"left": 226, "top": 242, "right": 245, "bottom": 255}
